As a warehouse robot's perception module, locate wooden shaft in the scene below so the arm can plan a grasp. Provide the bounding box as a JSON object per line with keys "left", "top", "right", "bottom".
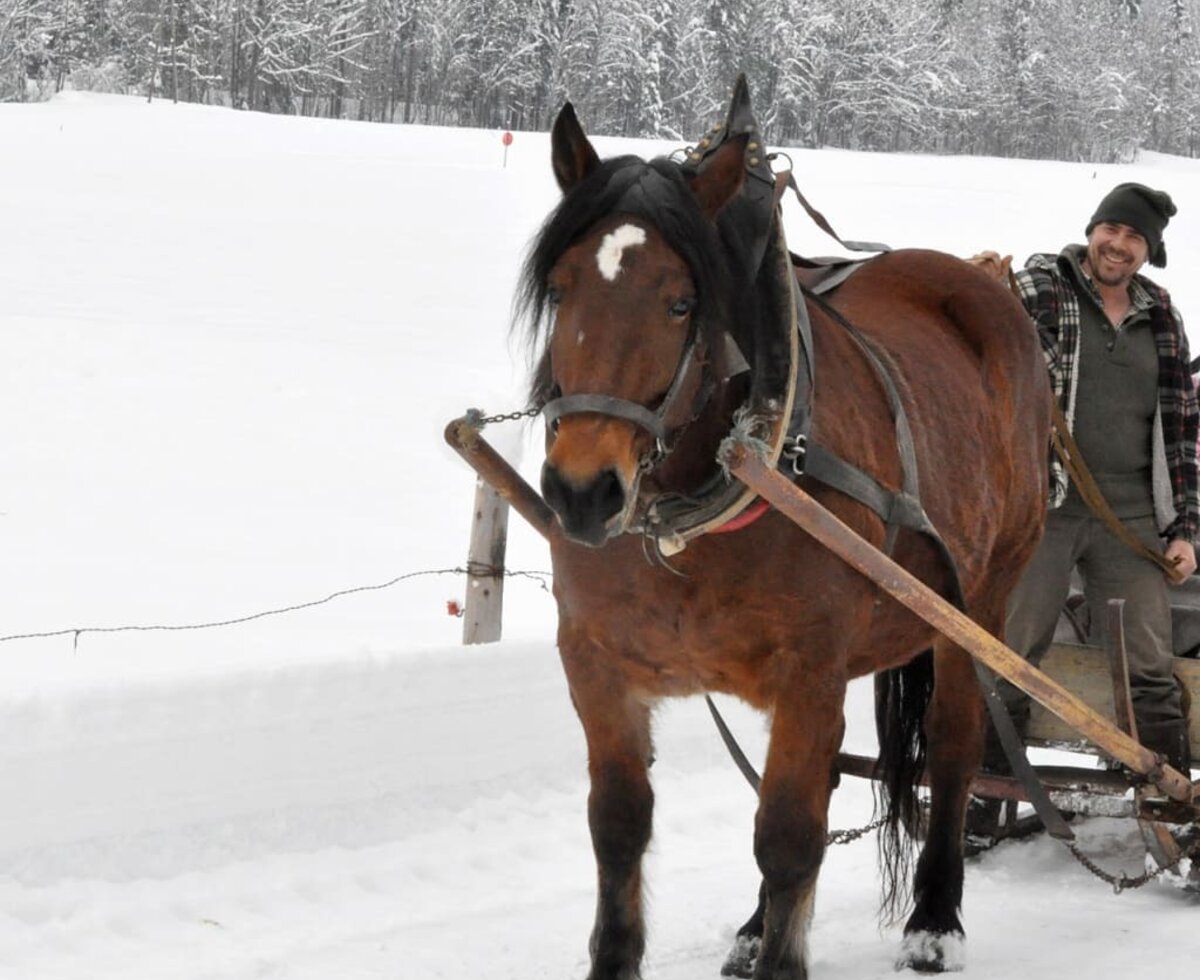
{"left": 839, "top": 750, "right": 1197, "bottom": 823}
{"left": 835, "top": 751, "right": 1130, "bottom": 807}
{"left": 444, "top": 415, "right": 557, "bottom": 542}
{"left": 724, "top": 443, "right": 1194, "bottom": 803}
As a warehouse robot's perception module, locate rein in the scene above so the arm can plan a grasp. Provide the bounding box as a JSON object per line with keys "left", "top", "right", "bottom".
{"left": 1050, "top": 403, "right": 1178, "bottom": 576}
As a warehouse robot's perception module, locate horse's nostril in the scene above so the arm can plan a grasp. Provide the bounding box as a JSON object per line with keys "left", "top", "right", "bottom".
{"left": 593, "top": 469, "right": 624, "bottom": 522}
{"left": 541, "top": 464, "right": 570, "bottom": 516}
{"left": 541, "top": 464, "right": 627, "bottom": 546}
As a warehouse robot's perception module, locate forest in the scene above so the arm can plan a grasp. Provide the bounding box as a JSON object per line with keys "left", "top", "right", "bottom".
{"left": 1, "top": 0, "right": 1197, "bottom": 162}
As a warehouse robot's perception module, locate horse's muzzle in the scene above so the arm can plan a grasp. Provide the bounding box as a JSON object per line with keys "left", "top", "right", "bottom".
{"left": 541, "top": 463, "right": 627, "bottom": 547}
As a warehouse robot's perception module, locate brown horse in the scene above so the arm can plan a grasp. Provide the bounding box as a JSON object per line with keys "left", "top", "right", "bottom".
{"left": 515, "top": 92, "right": 1050, "bottom": 979}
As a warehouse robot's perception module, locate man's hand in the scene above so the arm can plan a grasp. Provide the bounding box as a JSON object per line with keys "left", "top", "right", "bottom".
{"left": 965, "top": 250, "right": 1013, "bottom": 284}
{"left": 1164, "top": 537, "right": 1197, "bottom": 584}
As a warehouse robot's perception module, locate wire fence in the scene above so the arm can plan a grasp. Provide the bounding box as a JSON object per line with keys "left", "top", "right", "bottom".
{"left": 0, "top": 565, "right": 554, "bottom": 652}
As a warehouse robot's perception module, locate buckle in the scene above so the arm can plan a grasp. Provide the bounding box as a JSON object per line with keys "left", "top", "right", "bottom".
{"left": 781, "top": 434, "right": 807, "bottom": 476}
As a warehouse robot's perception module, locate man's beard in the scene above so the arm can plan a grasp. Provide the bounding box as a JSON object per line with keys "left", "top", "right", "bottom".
{"left": 1087, "top": 243, "right": 1138, "bottom": 287}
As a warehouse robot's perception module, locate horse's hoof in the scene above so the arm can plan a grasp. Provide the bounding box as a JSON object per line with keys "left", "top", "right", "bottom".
{"left": 721, "top": 933, "right": 760, "bottom": 978}
{"left": 895, "top": 930, "right": 965, "bottom": 973}
{"left": 585, "top": 968, "right": 642, "bottom": 980}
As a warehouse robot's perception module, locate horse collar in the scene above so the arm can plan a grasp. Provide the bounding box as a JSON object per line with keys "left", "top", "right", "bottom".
{"left": 710, "top": 496, "right": 771, "bottom": 534}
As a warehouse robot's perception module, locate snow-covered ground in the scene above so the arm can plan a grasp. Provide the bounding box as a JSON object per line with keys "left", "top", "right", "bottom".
{"left": 0, "top": 92, "right": 1197, "bottom": 979}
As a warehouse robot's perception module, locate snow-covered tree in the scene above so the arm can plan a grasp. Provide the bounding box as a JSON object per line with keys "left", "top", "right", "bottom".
{"left": 3, "top": 0, "right": 1199, "bottom": 162}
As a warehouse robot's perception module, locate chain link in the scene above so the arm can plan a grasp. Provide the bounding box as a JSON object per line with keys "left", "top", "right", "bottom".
{"left": 968, "top": 814, "right": 1197, "bottom": 894}
{"left": 470, "top": 405, "right": 542, "bottom": 428}
{"left": 826, "top": 816, "right": 887, "bottom": 846}
{"left": 1064, "top": 836, "right": 1193, "bottom": 894}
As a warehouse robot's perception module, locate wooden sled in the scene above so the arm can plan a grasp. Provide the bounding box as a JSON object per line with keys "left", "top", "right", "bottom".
{"left": 1027, "top": 636, "right": 1199, "bottom": 875}
{"left": 1027, "top": 641, "right": 1200, "bottom": 768}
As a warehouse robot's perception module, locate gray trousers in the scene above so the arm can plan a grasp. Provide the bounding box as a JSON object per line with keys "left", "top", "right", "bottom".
{"left": 999, "top": 510, "right": 1184, "bottom": 727}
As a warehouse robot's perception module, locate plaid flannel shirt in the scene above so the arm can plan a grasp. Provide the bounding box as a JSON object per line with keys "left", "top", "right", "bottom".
{"left": 1015, "top": 249, "right": 1200, "bottom": 541}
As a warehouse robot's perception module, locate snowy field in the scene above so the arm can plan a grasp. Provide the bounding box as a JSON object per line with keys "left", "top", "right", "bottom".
{"left": 1, "top": 92, "right": 1198, "bottom": 979}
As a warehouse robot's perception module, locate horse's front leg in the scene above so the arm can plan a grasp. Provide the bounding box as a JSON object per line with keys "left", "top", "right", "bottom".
{"left": 752, "top": 670, "right": 847, "bottom": 980}
{"left": 897, "top": 638, "right": 985, "bottom": 973}
{"left": 561, "top": 641, "right": 655, "bottom": 980}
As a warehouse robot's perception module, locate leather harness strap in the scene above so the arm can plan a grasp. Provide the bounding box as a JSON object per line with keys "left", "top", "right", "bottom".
{"left": 797, "top": 287, "right": 932, "bottom": 555}
{"left": 782, "top": 171, "right": 891, "bottom": 255}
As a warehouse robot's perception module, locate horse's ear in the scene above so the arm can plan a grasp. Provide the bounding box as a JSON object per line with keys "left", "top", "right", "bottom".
{"left": 551, "top": 103, "right": 600, "bottom": 194}
{"left": 687, "top": 134, "right": 748, "bottom": 219}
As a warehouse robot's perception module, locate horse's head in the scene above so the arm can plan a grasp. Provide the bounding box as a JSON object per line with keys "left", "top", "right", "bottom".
{"left": 519, "top": 104, "right": 750, "bottom": 547}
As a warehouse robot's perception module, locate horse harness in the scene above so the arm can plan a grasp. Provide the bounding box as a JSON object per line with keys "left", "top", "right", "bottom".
{"left": 537, "top": 87, "right": 1075, "bottom": 840}
{"left": 538, "top": 82, "right": 936, "bottom": 560}
{"left": 540, "top": 82, "right": 951, "bottom": 575}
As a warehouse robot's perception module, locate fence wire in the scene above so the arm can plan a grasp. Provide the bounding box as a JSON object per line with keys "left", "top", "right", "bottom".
{"left": 0, "top": 566, "right": 553, "bottom": 651}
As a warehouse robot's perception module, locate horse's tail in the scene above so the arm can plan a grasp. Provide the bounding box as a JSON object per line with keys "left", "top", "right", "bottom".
{"left": 872, "top": 649, "right": 933, "bottom": 921}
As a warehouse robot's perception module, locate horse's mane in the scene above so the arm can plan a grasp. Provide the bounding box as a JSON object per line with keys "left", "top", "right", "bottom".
{"left": 513, "top": 154, "right": 749, "bottom": 408}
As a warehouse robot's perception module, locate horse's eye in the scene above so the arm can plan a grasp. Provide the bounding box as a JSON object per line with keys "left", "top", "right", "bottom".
{"left": 668, "top": 298, "right": 694, "bottom": 319}
{"left": 546, "top": 285, "right": 563, "bottom": 307}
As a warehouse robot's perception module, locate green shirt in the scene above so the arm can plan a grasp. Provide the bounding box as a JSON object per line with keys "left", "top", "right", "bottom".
{"left": 1058, "top": 246, "right": 1157, "bottom": 519}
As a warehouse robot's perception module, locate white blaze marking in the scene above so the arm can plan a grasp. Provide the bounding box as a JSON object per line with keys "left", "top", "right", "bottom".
{"left": 596, "top": 224, "right": 647, "bottom": 281}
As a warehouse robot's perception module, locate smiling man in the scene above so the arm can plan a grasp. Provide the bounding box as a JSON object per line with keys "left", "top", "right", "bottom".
{"left": 969, "top": 183, "right": 1199, "bottom": 845}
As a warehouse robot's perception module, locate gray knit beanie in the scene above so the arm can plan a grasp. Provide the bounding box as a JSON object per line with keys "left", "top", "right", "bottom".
{"left": 1085, "top": 182, "right": 1176, "bottom": 268}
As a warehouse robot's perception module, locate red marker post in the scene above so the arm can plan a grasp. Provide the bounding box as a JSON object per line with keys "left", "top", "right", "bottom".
{"left": 502, "top": 130, "right": 513, "bottom": 168}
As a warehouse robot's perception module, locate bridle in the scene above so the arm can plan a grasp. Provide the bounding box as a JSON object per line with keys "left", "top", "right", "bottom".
{"left": 540, "top": 315, "right": 717, "bottom": 476}
{"left": 540, "top": 158, "right": 727, "bottom": 479}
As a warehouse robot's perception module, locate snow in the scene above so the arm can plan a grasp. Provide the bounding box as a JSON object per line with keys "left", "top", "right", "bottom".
{"left": 0, "top": 91, "right": 1197, "bottom": 979}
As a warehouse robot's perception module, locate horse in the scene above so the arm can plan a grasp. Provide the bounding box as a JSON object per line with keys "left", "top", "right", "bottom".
{"left": 514, "top": 86, "right": 1050, "bottom": 980}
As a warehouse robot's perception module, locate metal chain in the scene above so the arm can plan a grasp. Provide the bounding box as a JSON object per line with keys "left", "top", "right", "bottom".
{"left": 470, "top": 405, "right": 542, "bottom": 428}
{"left": 826, "top": 816, "right": 887, "bottom": 846}
{"left": 970, "top": 816, "right": 1196, "bottom": 894}
{"left": 1064, "top": 837, "right": 1192, "bottom": 894}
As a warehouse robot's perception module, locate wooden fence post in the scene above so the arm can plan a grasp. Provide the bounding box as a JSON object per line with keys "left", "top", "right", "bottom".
{"left": 463, "top": 478, "right": 510, "bottom": 643}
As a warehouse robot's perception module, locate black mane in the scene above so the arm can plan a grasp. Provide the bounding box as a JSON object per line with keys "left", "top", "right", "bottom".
{"left": 514, "top": 153, "right": 751, "bottom": 408}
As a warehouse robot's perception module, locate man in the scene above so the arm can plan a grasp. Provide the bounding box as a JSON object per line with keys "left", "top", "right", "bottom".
{"left": 991, "top": 183, "right": 1198, "bottom": 794}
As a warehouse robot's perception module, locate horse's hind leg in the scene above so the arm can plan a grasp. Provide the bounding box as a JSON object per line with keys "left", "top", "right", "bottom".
{"left": 897, "top": 636, "right": 986, "bottom": 973}
{"left": 752, "top": 670, "right": 847, "bottom": 980}
{"left": 560, "top": 644, "right": 654, "bottom": 980}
